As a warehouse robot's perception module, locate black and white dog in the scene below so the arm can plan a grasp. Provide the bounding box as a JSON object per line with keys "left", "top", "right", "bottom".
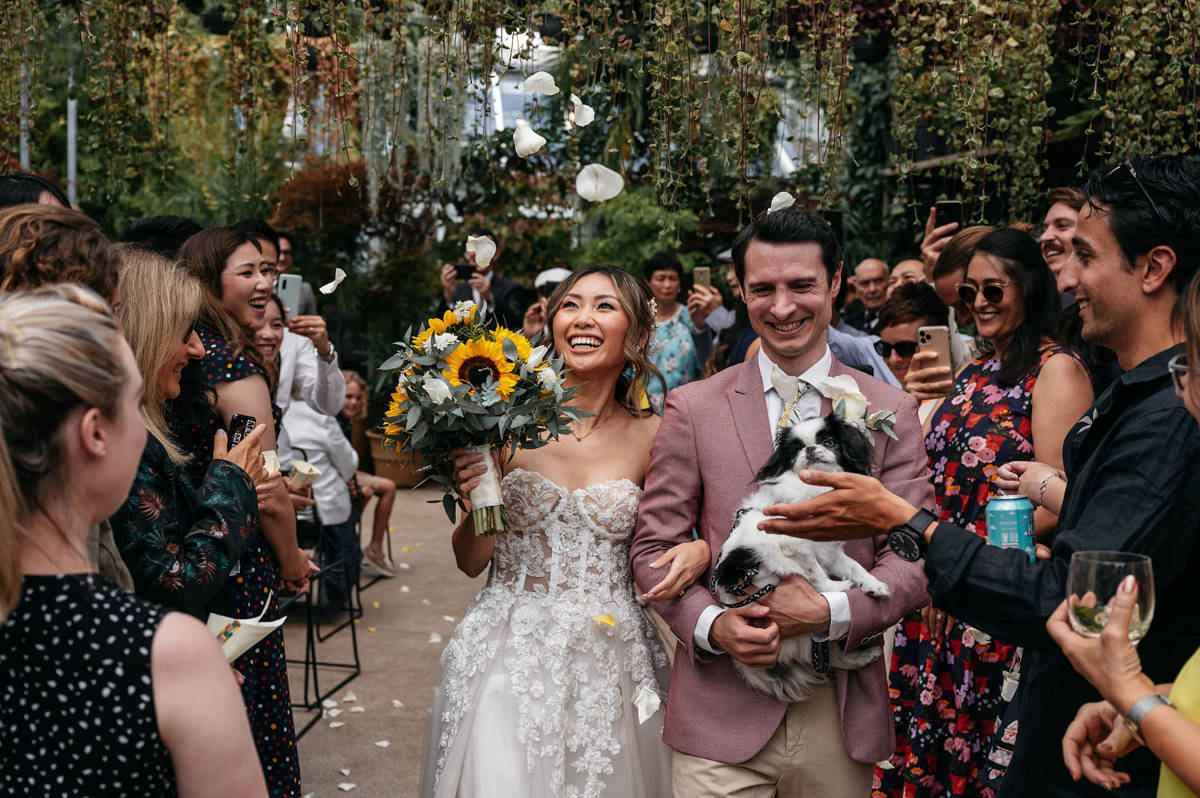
{"left": 711, "top": 412, "right": 890, "bottom": 702}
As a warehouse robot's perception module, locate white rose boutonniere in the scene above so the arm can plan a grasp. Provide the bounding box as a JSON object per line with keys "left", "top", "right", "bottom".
{"left": 815, "top": 374, "right": 900, "bottom": 442}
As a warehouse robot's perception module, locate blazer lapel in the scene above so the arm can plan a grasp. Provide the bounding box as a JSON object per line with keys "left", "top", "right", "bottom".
{"left": 728, "top": 359, "right": 775, "bottom": 477}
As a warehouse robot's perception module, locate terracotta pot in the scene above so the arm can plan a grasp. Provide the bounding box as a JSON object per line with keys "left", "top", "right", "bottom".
{"left": 366, "top": 430, "right": 426, "bottom": 488}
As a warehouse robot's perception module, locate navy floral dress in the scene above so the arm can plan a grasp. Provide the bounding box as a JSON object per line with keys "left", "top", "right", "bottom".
{"left": 874, "top": 344, "right": 1079, "bottom": 798}
{"left": 162, "top": 325, "right": 300, "bottom": 797}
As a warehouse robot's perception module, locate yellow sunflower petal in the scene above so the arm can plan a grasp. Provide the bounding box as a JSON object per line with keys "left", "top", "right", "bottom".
{"left": 490, "top": 327, "right": 532, "bottom": 365}
{"left": 590, "top": 614, "right": 616, "bottom": 627}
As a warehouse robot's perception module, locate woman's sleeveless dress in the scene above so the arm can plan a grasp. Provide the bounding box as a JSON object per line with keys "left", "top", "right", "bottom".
{"left": 421, "top": 468, "right": 672, "bottom": 798}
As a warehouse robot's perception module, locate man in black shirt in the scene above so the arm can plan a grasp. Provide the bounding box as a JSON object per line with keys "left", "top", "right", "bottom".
{"left": 438, "top": 226, "right": 527, "bottom": 330}
{"left": 754, "top": 154, "right": 1200, "bottom": 797}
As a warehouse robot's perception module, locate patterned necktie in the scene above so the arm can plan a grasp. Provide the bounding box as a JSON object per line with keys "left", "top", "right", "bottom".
{"left": 770, "top": 366, "right": 809, "bottom": 429}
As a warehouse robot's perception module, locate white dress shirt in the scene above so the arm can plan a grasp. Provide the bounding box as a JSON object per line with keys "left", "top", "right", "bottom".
{"left": 274, "top": 329, "right": 346, "bottom": 471}
{"left": 693, "top": 345, "right": 852, "bottom": 654}
{"left": 282, "top": 398, "right": 358, "bottom": 526}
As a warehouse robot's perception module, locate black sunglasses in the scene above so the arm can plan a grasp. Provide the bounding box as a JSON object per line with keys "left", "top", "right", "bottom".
{"left": 956, "top": 281, "right": 1011, "bottom": 306}
{"left": 874, "top": 339, "right": 919, "bottom": 358}
{"left": 1169, "top": 353, "right": 1195, "bottom": 394}
{"left": 1105, "top": 160, "right": 1173, "bottom": 240}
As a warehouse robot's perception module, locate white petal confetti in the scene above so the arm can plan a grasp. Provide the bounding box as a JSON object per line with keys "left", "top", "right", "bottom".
{"left": 392, "top": 699, "right": 405, "bottom": 709}
{"left": 398, "top": 562, "right": 410, "bottom": 570}
{"left": 350, "top": 706, "right": 366, "bottom": 713}
{"left": 337, "top": 783, "right": 356, "bottom": 792}
{"left": 575, "top": 163, "right": 624, "bottom": 202}
{"left": 520, "top": 70, "right": 560, "bottom": 95}
{"left": 329, "top": 721, "right": 346, "bottom": 729}
{"left": 327, "top": 708, "right": 343, "bottom": 718}
{"left": 513, "top": 119, "right": 547, "bottom": 158}
{"left": 322, "top": 698, "right": 338, "bottom": 709}
{"left": 422, "top": 599, "right": 431, "bottom": 605}
{"left": 374, "top": 740, "right": 391, "bottom": 748}
{"left": 400, "top": 585, "right": 410, "bottom": 592}
{"left": 443, "top": 615, "right": 456, "bottom": 623}
{"left": 339, "top": 768, "right": 351, "bottom": 776}
{"left": 768, "top": 191, "right": 795, "bottom": 213}
{"left": 429, "top": 632, "right": 443, "bottom": 643}
{"left": 633, "top": 683, "right": 661, "bottom": 725}
{"left": 342, "top": 691, "right": 357, "bottom": 703}
{"left": 465, "top": 235, "right": 497, "bottom": 268}
{"left": 319, "top": 268, "right": 348, "bottom": 295}
{"left": 569, "top": 93, "right": 596, "bottom": 128}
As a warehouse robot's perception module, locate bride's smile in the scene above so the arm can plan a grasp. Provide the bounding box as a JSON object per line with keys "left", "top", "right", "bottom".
{"left": 551, "top": 273, "right": 630, "bottom": 377}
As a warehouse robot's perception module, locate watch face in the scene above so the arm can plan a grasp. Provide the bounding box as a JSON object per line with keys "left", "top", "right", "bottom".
{"left": 888, "top": 529, "right": 922, "bottom": 562}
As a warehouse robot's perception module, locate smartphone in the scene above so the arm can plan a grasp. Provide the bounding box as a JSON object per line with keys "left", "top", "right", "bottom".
{"left": 227, "top": 413, "right": 257, "bottom": 448}
{"left": 276, "top": 273, "right": 302, "bottom": 320}
{"left": 693, "top": 266, "right": 711, "bottom": 289}
{"left": 935, "top": 201, "right": 965, "bottom": 229}
{"left": 917, "top": 325, "right": 953, "bottom": 373}
{"left": 454, "top": 263, "right": 476, "bottom": 281}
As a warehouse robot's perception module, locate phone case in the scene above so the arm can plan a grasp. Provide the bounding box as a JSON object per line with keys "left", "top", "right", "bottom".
{"left": 917, "top": 326, "right": 953, "bottom": 372}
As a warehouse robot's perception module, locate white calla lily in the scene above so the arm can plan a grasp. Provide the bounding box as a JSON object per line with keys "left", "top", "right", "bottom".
{"left": 569, "top": 93, "right": 596, "bottom": 127}
{"left": 575, "top": 163, "right": 624, "bottom": 202}
{"left": 319, "top": 267, "right": 347, "bottom": 295}
{"left": 768, "top": 191, "right": 795, "bottom": 213}
{"left": 521, "top": 71, "right": 560, "bottom": 96}
{"left": 513, "top": 119, "right": 547, "bottom": 158}
{"left": 422, "top": 373, "right": 453, "bottom": 404}
{"left": 465, "top": 235, "right": 497, "bottom": 268}
{"left": 526, "top": 345, "right": 549, "bottom": 369}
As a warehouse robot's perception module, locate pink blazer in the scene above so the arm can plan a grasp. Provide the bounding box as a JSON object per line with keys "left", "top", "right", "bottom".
{"left": 630, "top": 356, "right": 934, "bottom": 764}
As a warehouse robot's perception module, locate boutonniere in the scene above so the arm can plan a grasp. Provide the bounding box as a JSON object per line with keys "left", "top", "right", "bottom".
{"left": 814, "top": 374, "right": 900, "bottom": 442}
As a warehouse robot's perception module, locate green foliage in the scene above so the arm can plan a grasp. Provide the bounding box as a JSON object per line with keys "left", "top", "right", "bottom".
{"left": 574, "top": 185, "right": 703, "bottom": 272}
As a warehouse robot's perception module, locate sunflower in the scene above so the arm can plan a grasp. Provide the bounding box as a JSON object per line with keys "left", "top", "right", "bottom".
{"left": 383, "top": 381, "right": 409, "bottom": 436}
{"left": 443, "top": 339, "right": 518, "bottom": 398}
{"left": 411, "top": 310, "right": 454, "bottom": 351}
{"left": 490, "top": 327, "right": 533, "bottom": 366}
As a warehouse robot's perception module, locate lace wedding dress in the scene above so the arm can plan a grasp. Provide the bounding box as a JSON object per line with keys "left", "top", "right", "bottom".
{"left": 421, "top": 468, "right": 673, "bottom": 798}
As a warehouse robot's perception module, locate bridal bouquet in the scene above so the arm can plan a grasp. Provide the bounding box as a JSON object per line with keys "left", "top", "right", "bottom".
{"left": 379, "top": 301, "right": 582, "bottom": 534}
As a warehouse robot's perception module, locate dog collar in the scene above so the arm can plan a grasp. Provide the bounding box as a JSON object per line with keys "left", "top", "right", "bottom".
{"left": 709, "top": 553, "right": 778, "bottom": 608}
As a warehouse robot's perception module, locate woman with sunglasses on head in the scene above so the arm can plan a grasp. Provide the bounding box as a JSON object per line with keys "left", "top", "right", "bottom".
{"left": 876, "top": 227, "right": 1094, "bottom": 798}
{"left": 0, "top": 285, "right": 268, "bottom": 797}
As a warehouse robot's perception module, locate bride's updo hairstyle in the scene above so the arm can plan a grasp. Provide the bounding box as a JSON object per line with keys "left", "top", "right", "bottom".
{"left": 0, "top": 285, "right": 126, "bottom": 620}
{"left": 543, "top": 265, "right": 664, "bottom": 417}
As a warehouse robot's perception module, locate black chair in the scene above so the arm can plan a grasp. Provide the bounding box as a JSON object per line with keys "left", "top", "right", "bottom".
{"left": 282, "top": 447, "right": 362, "bottom": 739}
{"left": 353, "top": 474, "right": 396, "bottom": 593}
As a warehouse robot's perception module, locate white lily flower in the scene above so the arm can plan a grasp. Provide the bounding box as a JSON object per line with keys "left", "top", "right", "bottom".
{"left": 521, "top": 70, "right": 560, "bottom": 96}
{"left": 816, "top": 375, "right": 870, "bottom": 421}
{"left": 569, "top": 93, "right": 595, "bottom": 127}
{"left": 422, "top": 373, "right": 453, "bottom": 404}
{"left": 513, "top": 119, "right": 547, "bottom": 158}
{"left": 452, "top": 301, "right": 476, "bottom": 321}
{"left": 465, "top": 235, "right": 497, "bottom": 268}
{"left": 537, "top": 367, "right": 558, "bottom": 391}
{"left": 575, "top": 163, "right": 624, "bottom": 202}
{"left": 768, "top": 191, "right": 795, "bottom": 213}
{"left": 527, "top": 345, "right": 548, "bottom": 369}
{"left": 319, "top": 267, "right": 347, "bottom": 295}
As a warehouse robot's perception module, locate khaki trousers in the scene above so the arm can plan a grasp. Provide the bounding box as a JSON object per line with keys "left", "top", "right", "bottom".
{"left": 671, "top": 682, "right": 872, "bottom": 797}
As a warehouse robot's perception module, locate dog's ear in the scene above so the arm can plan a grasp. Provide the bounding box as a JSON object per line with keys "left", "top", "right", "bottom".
{"left": 713, "top": 546, "right": 761, "bottom": 590}
{"left": 833, "top": 416, "right": 875, "bottom": 475}
{"left": 756, "top": 427, "right": 803, "bottom": 483}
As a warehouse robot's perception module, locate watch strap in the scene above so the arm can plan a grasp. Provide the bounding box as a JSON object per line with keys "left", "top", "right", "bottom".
{"left": 1123, "top": 693, "right": 1172, "bottom": 744}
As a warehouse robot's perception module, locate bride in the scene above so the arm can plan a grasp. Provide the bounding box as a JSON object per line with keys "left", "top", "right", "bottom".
{"left": 421, "top": 266, "right": 710, "bottom": 798}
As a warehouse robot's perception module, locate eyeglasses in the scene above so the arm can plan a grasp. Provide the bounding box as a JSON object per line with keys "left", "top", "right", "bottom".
{"left": 1168, "top": 353, "right": 1196, "bottom": 394}
{"left": 1105, "top": 160, "right": 1174, "bottom": 240}
{"left": 874, "top": 339, "right": 919, "bottom": 358}
{"left": 955, "top": 281, "right": 1011, "bottom": 306}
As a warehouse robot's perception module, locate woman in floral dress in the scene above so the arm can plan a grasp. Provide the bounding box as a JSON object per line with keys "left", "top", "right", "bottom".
{"left": 875, "top": 228, "right": 1094, "bottom": 797}
{"left": 642, "top": 253, "right": 716, "bottom": 412}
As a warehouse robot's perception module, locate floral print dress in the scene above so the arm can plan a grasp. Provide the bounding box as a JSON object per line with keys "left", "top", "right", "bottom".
{"left": 874, "top": 344, "right": 1078, "bottom": 798}
{"left": 646, "top": 305, "right": 701, "bottom": 412}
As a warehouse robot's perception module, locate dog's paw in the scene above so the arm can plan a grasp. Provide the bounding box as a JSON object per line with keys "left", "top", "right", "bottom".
{"left": 860, "top": 577, "right": 891, "bottom": 598}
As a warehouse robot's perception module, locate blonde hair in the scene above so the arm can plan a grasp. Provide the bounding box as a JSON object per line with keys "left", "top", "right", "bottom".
{"left": 116, "top": 248, "right": 203, "bottom": 464}
{"left": 0, "top": 285, "right": 127, "bottom": 620}
{"left": 342, "top": 370, "right": 369, "bottom": 421}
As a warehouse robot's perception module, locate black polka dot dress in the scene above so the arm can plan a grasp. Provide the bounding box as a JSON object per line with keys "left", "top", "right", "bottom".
{"left": 0, "top": 574, "right": 178, "bottom": 796}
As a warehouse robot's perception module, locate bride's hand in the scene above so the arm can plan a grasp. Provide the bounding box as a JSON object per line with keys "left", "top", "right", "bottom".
{"left": 641, "top": 539, "right": 711, "bottom": 602}
{"left": 450, "top": 446, "right": 499, "bottom": 499}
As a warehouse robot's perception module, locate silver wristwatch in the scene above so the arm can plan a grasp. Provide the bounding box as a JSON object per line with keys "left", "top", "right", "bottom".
{"left": 316, "top": 341, "right": 336, "bottom": 364}
{"left": 1122, "top": 693, "right": 1172, "bottom": 745}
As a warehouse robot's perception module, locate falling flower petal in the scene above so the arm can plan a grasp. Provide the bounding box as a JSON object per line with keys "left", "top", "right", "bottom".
{"left": 322, "top": 698, "right": 338, "bottom": 709}
{"left": 319, "top": 268, "right": 348, "bottom": 295}
{"left": 521, "top": 70, "right": 560, "bottom": 95}
{"left": 513, "top": 119, "right": 547, "bottom": 158}
{"left": 429, "top": 632, "right": 443, "bottom": 643}
{"left": 349, "top": 706, "right": 366, "bottom": 713}
{"left": 876, "top": 760, "right": 896, "bottom": 771}
{"left": 422, "top": 599, "right": 432, "bottom": 605}
{"left": 374, "top": 740, "right": 391, "bottom": 748}
{"left": 327, "top": 708, "right": 343, "bottom": 718}
{"left": 399, "top": 562, "right": 410, "bottom": 570}
{"left": 392, "top": 699, "right": 404, "bottom": 709}
{"left": 576, "top": 163, "right": 624, "bottom": 202}
{"left": 342, "top": 691, "right": 357, "bottom": 703}
{"left": 400, "top": 585, "right": 410, "bottom": 592}
{"left": 465, "top": 235, "right": 497, "bottom": 268}
{"left": 569, "top": 93, "right": 595, "bottom": 127}
{"left": 590, "top": 614, "right": 616, "bottom": 627}
{"left": 443, "top": 615, "right": 456, "bottom": 623}
{"left": 768, "top": 192, "right": 795, "bottom": 213}
{"left": 329, "top": 721, "right": 346, "bottom": 729}
{"left": 340, "top": 768, "right": 351, "bottom": 777}
{"left": 634, "top": 683, "right": 661, "bottom": 724}
{"left": 337, "top": 783, "right": 356, "bottom": 792}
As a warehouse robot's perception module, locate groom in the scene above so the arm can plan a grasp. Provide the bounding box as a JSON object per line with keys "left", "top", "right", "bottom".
{"left": 631, "top": 206, "right": 934, "bottom": 795}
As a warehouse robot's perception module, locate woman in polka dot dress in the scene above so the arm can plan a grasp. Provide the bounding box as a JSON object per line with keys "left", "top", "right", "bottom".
{"left": 170, "top": 228, "right": 317, "bottom": 797}
{"left": 0, "top": 286, "right": 268, "bottom": 797}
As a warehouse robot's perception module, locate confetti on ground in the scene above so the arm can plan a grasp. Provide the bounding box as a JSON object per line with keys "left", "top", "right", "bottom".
{"left": 400, "top": 585, "right": 410, "bottom": 593}
{"left": 374, "top": 740, "right": 391, "bottom": 748}
{"left": 340, "top": 768, "right": 351, "bottom": 776}
{"left": 429, "top": 632, "right": 443, "bottom": 643}
{"left": 373, "top": 601, "right": 380, "bottom": 609}
{"left": 443, "top": 615, "right": 456, "bottom": 623}
{"left": 342, "top": 691, "right": 358, "bottom": 703}
{"left": 392, "top": 700, "right": 404, "bottom": 709}
{"left": 367, "top": 627, "right": 376, "bottom": 633}
{"left": 350, "top": 706, "right": 366, "bottom": 713}
{"left": 303, "top": 793, "right": 314, "bottom": 798}
{"left": 322, "top": 699, "right": 338, "bottom": 709}
{"left": 398, "top": 562, "right": 411, "bottom": 570}
{"left": 401, "top": 546, "right": 412, "bottom": 553}
{"left": 590, "top": 614, "right": 616, "bottom": 627}
{"left": 422, "top": 599, "right": 431, "bottom": 605}
{"left": 337, "top": 783, "right": 356, "bottom": 792}
{"left": 354, "top": 618, "right": 360, "bottom": 624}
{"left": 327, "top": 708, "right": 343, "bottom": 718}
{"left": 329, "top": 721, "right": 346, "bottom": 729}
{"left": 415, "top": 542, "right": 423, "bottom": 548}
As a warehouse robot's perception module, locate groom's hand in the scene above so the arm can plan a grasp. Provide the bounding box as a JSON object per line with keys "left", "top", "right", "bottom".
{"left": 709, "top": 604, "right": 780, "bottom": 668}
{"left": 759, "top": 575, "right": 831, "bottom": 638}
{"left": 759, "top": 471, "right": 916, "bottom": 541}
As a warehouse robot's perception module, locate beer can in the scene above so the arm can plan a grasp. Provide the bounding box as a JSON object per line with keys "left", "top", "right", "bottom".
{"left": 986, "top": 494, "right": 1035, "bottom": 561}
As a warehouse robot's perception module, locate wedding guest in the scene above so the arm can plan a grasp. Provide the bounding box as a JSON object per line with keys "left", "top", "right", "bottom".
{"left": 631, "top": 206, "right": 933, "bottom": 796}
{"left": 876, "top": 228, "right": 1094, "bottom": 797}
{"left": 341, "top": 371, "right": 398, "bottom": 576}
{"left": 887, "top": 258, "right": 925, "bottom": 297}
{"left": 642, "top": 252, "right": 719, "bottom": 411}
{"left": 275, "top": 231, "right": 317, "bottom": 316}
{"left": 1039, "top": 187, "right": 1084, "bottom": 283}
{"left": 0, "top": 203, "right": 132, "bottom": 591}
{"left": 424, "top": 266, "right": 711, "bottom": 797}
{"left": 1049, "top": 275, "right": 1200, "bottom": 795}
{"left": 438, "top": 226, "right": 525, "bottom": 329}
{"left": 844, "top": 257, "right": 890, "bottom": 333}
{"left": 762, "top": 154, "right": 1200, "bottom": 797}
{"left": 0, "top": 285, "right": 268, "bottom": 797}
{"left": 874, "top": 280, "right": 947, "bottom": 388}
{"left": 120, "top": 214, "right": 204, "bottom": 260}
{"left": 175, "top": 227, "right": 313, "bottom": 797}
{"left": 0, "top": 172, "right": 70, "bottom": 208}
{"left": 520, "top": 266, "right": 572, "bottom": 339}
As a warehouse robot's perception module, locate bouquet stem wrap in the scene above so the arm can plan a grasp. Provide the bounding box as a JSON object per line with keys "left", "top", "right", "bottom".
{"left": 467, "top": 444, "right": 507, "bottom": 536}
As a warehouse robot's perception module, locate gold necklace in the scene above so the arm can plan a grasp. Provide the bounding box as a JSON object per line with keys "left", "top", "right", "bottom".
{"left": 570, "top": 406, "right": 614, "bottom": 442}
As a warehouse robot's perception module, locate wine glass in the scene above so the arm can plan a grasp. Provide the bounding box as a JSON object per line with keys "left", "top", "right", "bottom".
{"left": 1066, "top": 550, "right": 1155, "bottom": 643}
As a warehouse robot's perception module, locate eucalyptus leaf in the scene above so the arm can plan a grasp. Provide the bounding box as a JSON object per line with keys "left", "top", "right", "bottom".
{"left": 442, "top": 492, "right": 458, "bottom": 523}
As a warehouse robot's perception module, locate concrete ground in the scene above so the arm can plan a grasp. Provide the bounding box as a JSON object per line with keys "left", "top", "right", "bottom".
{"left": 286, "top": 486, "right": 484, "bottom": 797}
